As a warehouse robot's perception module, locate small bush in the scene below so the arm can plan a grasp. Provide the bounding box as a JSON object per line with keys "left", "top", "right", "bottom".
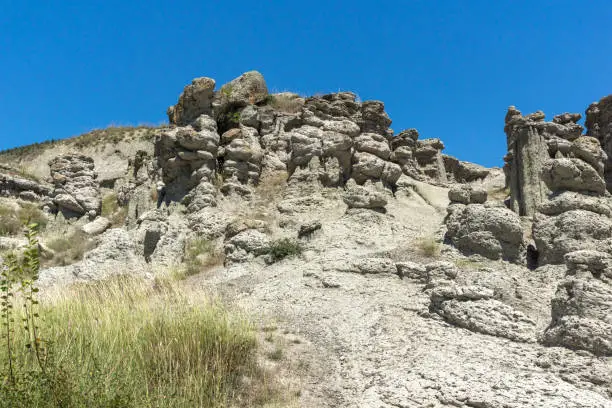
{"left": 44, "top": 230, "right": 96, "bottom": 266}
{"left": 268, "top": 238, "right": 302, "bottom": 263}
{"left": 184, "top": 238, "right": 225, "bottom": 276}
{"left": 0, "top": 203, "right": 47, "bottom": 236}
{"left": 416, "top": 237, "right": 441, "bottom": 258}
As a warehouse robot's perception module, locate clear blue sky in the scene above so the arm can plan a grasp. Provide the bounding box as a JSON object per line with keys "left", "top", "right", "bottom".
{"left": 1, "top": 1, "right": 611, "bottom": 167}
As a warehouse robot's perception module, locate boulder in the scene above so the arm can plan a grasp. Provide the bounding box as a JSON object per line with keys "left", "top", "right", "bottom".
{"left": 217, "top": 71, "right": 268, "bottom": 108}
{"left": 541, "top": 158, "right": 606, "bottom": 195}
{"left": 343, "top": 180, "right": 387, "bottom": 210}
{"left": 445, "top": 204, "right": 524, "bottom": 262}
{"left": 448, "top": 185, "right": 487, "bottom": 205}
{"left": 167, "top": 77, "right": 216, "bottom": 126}
{"left": 49, "top": 154, "right": 101, "bottom": 216}
{"left": 224, "top": 229, "right": 271, "bottom": 263}
{"left": 533, "top": 210, "right": 612, "bottom": 264}
{"left": 81, "top": 217, "right": 111, "bottom": 236}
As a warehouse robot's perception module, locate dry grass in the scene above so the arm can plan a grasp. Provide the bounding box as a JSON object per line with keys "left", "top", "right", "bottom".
{"left": 0, "top": 203, "right": 48, "bottom": 236}
{"left": 264, "top": 94, "right": 304, "bottom": 114}
{"left": 101, "top": 192, "right": 128, "bottom": 227}
{"left": 1, "top": 275, "right": 287, "bottom": 407}
{"left": 416, "top": 237, "right": 441, "bottom": 258}
{"left": 183, "top": 238, "right": 225, "bottom": 276}
{"left": 43, "top": 230, "right": 96, "bottom": 267}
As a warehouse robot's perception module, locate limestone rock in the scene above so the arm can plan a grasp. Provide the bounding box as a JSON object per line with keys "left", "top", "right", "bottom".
{"left": 445, "top": 204, "right": 524, "bottom": 262}
{"left": 430, "top": 284, "right": 537, "bottom": 342}
{"left": 343, "top": 180, "right": 387, "bottom": 210}
{"left": 541, "top": 158, "right": 606, "bottom": 195}
{"left": 224, "top": 229, "right": 271, "bottom": 263}
{"left": 167, "top": 77, "right": 216, "bottom": 126}
{"left": 533, "top": 210, "right": 612, "bottom": 264}
{"left": 49, "top": 154, "right": 101, "bottom": 216}
{"left": 543, "top": 250, "right": 612, "bottom": 356}
{"left": 217, "top": 71, "right": 268, "bottom": 108}
{"left": 81, "top": 217, "right": 111, "bottom": 236}
{"left": 585, "top": 94, "right": 612, "bottom": 192}
{"left": 537, "top": 191, "right": 612, "bottom": 217}
{"left": 448, "top": 184, "right": 487, "bottom": 204}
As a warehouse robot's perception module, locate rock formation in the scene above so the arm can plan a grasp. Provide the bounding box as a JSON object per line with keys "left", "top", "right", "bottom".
{"left": 543, "top": 250, "right": 612, "bottom": 356}
{"left": 504, "top": 107, "right": 583, "bottom": 216}
{"left": 586, "top": 95, "right": 612, "bottom": 192}
{"left": 445, "top": 185, "right": 525, "bottom": 262}
{"left": 49, "top": 153, "right": 101, "bottom": 217}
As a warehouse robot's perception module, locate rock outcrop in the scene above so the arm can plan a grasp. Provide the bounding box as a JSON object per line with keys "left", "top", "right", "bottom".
{"left": 504, "top": 107, "right": 584, "bottom": 216}
{"left": 532, "top": 136, "right": 611, "bottom": 264}
{"left": 429, "top": 284, "right": 537, "bottom": 342}
{"left": 445, "top": 186, "right": 524, "bottom": 262}
{"left": 586, "top": 95, "right": 612, "bottom": 192}
{"left": 543, "top": 250, "right": 612, "bottom": 356}
{"left": 49, "top": 154, "right": 101, "bottom": 217}
{"left": 0, "top": 166, "right": 51, "bottom": 202}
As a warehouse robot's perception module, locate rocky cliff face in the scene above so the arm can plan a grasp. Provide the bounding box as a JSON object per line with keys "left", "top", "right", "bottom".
{"left": 0, "top": 72, "right": 610, "bottom": 407}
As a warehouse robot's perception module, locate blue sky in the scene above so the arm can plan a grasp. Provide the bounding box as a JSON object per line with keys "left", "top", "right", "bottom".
{"left": 1, "top": 1, "right": 611, "bottom": 167}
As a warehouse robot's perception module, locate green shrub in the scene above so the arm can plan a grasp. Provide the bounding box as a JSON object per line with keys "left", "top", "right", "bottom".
{"left": 268, "top": 238, "right": 302, "bottom": 263}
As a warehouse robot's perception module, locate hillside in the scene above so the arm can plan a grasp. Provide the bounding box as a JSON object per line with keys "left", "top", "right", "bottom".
{"left": 0, "top": 71, "right": 610, "bottom": 407}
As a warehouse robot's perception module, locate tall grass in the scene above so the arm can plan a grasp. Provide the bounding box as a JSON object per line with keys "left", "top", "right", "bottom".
{"left": 0, "top": 203, "right": 47, "bottom": 236}
{"left": 1, "top": 275, "right": 265, "bottom": 407}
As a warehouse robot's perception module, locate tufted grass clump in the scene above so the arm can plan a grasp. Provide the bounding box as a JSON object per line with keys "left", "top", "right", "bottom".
{"left": 264, "top": 94, "right": 303, "bottom": 113}
{"left": 0, "top": 203, "right": 47, "bottom": 236}
{"left": 416, "top": 237, "right": 441, "bottom": 258}
{"left": 1, "top": 254, "right": 270, "bottom": 406}
{"left": 44, "top": 230, "right": 96, "bottom": 267}
{"left": 101, "top": 192, "right": 127, "bottom": 227}
{"left": 183, "top": 238, "right": 225, "bottom": 276}
{"left": 268, "top": 238, "right": 302, "bottom": 263}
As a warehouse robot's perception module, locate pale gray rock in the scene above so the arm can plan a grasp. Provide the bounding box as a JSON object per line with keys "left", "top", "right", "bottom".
{"left": 216, "top": 71, "right": 268, "bottom": 108}
{"left": 448, "top": 184, "right": 487, "bottom": 205}
{"left": 354, "top": 133, "right": 391, "bottom": 160}
{"left": 396, "top": 261, "right": 427, "bottom": 281}
{"left": 351, "top": 151, "right": 386, "bottom": 183}
{"left": 342, "top": 180, "right": 387, "bottom": 210}
{"left": 430, "top": 284, "right": 537, "bottom": 343}
{"left": 167, "top": 77, "right": 215, "bottom": 126}
{"left": 443, "top": 155, "right": 490, "bottom": 183}
{"left": 571, "top": 136, "right": 606, "bottom": 175}
{"left": 224, "top": 229, "right": 271, "bottom": 263}
{"left": 586, "top": 94, "right": 612, "bottom": 192}
{"left": 504, "top": 107, "right": 553, "bottom": 216}
{"left": 538, "top": 191, "right": 612, "bottom": 217}
{"left": 544, "top": 276, "right": 612, "bottom": 356}
{"left": 541, "top": 158, "right": 606, "bottom": 195}
{"left": 81, "top": 217, "right": 111, "bottom": 236}
{"left": 49, "top": 154, "right": 101, "bottom": 216}
{"left": 445, "top": 204, "right": 524, "bottom": 262}
{"left": 533, "top": 210, "right": 612, "bottom": 264}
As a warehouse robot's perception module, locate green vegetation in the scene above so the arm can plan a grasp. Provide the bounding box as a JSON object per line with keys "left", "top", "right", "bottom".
{"left": 183, "top": 238, "right": 225, "bottom": 276}
{"left": 0, "top": 203, "right": 47, "bottom": 236}
{"left": 416, "top": 236, "right": 441, "bottom": 258}
{"left": 268, "top": 238, "right": 302, "bottom": 263}
{"left": 44, "top": 230, "right": 96, "bottom": 267}
{"left": 101, "top": 192, "right": 127, "bottom": 227}
{"left": 1, "top": 226, "right": 284, "bottom": 407}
